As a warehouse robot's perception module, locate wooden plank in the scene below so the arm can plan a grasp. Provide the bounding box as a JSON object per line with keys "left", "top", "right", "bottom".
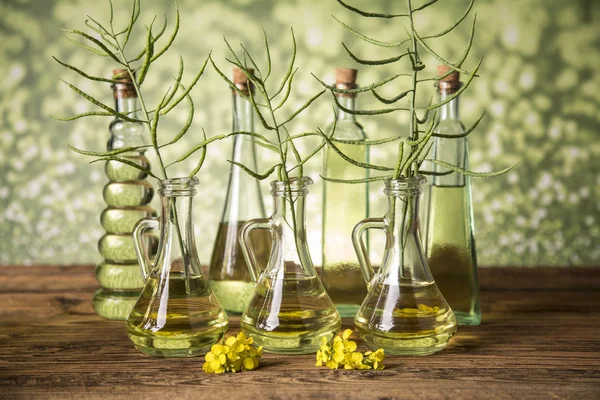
{"left": 0, "top": 266, "right": 599, "bottom": 399}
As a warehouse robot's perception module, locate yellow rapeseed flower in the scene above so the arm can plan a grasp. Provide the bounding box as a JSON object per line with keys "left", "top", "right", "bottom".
{"left": 314, "top": 329, "right": 385, "bottom": 371}
{"left": 202, "top": 332, "right": 262, "bottom": 374}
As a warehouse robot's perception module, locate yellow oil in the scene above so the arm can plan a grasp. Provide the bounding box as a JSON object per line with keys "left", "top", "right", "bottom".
{"left": 355, "top": 280, "right": 457, "bottom": 355}
{"left": 209, "top": 221, "right": 271, "bottom": 314}
{"left": 241, "top": 273, "right": 341, "bottom": 354}
{"left": 126, "top": 273, "right": 228, "bottom": 357}
{"left": 426, "top": 185, "right": 481, "bottom": 325}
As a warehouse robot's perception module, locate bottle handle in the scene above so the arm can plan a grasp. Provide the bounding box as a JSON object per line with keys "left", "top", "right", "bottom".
{"left": 352, "top": 217, "right": 386, "bottom": 284}
{"left": 239, "top": 218, "right": 271, "bottom": 283}
{"left": 132, "top": 217, "right": 159, "bottom": 282}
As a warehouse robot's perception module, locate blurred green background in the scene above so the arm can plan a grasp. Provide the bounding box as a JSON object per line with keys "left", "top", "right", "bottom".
{"left": 0, "top": 0, "right": 598, "bottom": 267}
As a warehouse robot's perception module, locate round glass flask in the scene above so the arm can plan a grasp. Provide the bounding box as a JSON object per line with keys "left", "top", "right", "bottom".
{"left": 239, "top": 177, "right": 341, "bottom": 354}
{"left": 352, "top": 176, "right": 457, "bottom": 356}
{"left": 126, "top": 177, "right": 229, "bottom": 357}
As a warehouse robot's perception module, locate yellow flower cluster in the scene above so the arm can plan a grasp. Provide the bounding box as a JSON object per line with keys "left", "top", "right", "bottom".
{"left": 316, "top": 329, "right": 385, "bottom": 370}
{"left": 202, "top": 332, "right": 262, "bottom": 374}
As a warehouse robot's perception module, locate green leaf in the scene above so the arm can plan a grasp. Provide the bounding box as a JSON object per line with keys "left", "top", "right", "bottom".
{"left": 68, "top": 144, "right": 150, "bottom": 157}
{"left": 418, "top": 169, "right": 453, "bottom": 176}
{"left": 163, "top": 93, "right": 193, "bottom": 146}
{"left": 428, "top": 159, "right": 519, "bottom": 177}
{"left": 52, "top": 57, "right": 122, "bottom": 84}
{"left": 321, "top": 175, "right": 392, "bottom": 184}
{"left": 279, "top": 89, "right": 325, "bottom": 126}
{"left": 210, "top": 56, "right": 249, "bottom": 100}
{"left": 423, "top": 0, "right": 474, "bottom": 39}
{"left": 426, "top": 57, "right": 483, "bottom": 111}
{"left": 59, "top": 80, "right": 143, "bottom": 122}
{"left": 274, "top": 67, "right": 298, "bottom": 111}
{"left": 413, "top": 0, "right": 439, "bottom": 12}
{"left": 61, "top": 29, "right": 123, "bottom": 65}
{"left": 455, "top": 15, "right": 477, "bottom": 68}
{"left": 342, "top": 43, "right": 410, "bottom": 65}
{"left": 228, "top": 161, "right": 280, "bottom": 180}
{"left": 64, "top": 35, "right": 110, "bottom": 57}
{"left": 109, "top": 0, "right": 114, "bottom": 25}
{"left": 317, "top": 129, "right": 393, "bottom": 171}
{"left": 333, "top": 92, "right": 408, "bottom": 115}
{"left": 333, "top": 16, "right": 410, "bottom": 47}
{"left": 272, "top": 28, "right": 297, "bottom": 99}
{"left": 160, "top": 56, "right": 185, "bottom": 110}
{"left": 372, "top": 89, "right": 411, "bottom": 104}
{"left": 137, "top": 17, "right": 156, "bottom": 86}
{"left": 122, "top": 0, "right": 141, "bottom": 46}
{"left": 433, "top": 112, "right": 485, "bottom": 139}
{"left": 161, "top": 53, "right": 210, "bottom": 115}
{"left": 313, "top": 72, "right": 409, "bottom": 94}
{"left": 150, "top": 4, "right": 179, "bottom": 62}
{"left": 414, "top": 30, "right": 472, "bottom": 76}
{"left": 336, "top": 0, "right": 408, "bottom": 18}
{"left": 91, "top": 156, "right": 159, "bottom": 179}
{"left": 240, "top": 43, "right": 262, "bottom": 77}
{"left": 188, "top": 128, "right": 208, "bottom": 177}
{"left": 84, "top": 18, "right": 117, "bottom": 49}
{"left": 248, "top": 82, "right": 275, "bottom": 130}
{"left": 288, "top": 140, "right": 326, "bottom": 174}
{"left": 262, "top": 29, "right": 272, "bottom": 81}
{"left": 52, "top": 111, "right": 115, "bottom": 121}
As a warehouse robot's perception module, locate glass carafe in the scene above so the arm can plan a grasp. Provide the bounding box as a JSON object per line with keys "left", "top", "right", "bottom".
{"left": 208, "top": 67, "right": 269, "bottom": 314}
{"left": 353, "top": 177, "right": 457, "bottom": 356}
{"left": 239, "top": 177, "right": 341, "bottom": 354}
{"left": 126, "top": 177, "right": 228, "bottom": 358}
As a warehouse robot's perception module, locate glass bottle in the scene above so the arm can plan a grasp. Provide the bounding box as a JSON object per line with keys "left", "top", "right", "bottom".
{"left": 321, "top": 68, "right": 370, "bottom": 318}
{"left": 93, "top": 69, "right": 156, "bottom": 320}
{"left": 353, "top": 177, "right": 457, "bottom": 356}
{"left": 127, "top": 177, "right": 229, "bottom": 357}
{"left": 239, "top": 177, "right": 341, "bottom": 354}
{"left": 208, "top": 68, "right": 270, "bottom": 314}
{"left": 421, "top": 65, "right": 481, "bottom": 326}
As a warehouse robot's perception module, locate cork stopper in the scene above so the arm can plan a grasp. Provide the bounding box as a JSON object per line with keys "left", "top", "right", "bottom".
{"left": 111, "top": 68, "right": 137, "bottom": 99}
{"left": 436, "top": 65, "right": 461, "bottom": 94}
{"left": 335, "top": 68, "right": 358, "bottom": 98}
{"left": 232, "top": 67, "right": 255, "bottom": 95}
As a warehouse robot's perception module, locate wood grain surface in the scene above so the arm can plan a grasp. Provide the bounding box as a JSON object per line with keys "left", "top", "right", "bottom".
{"left": 0, "top": 266, "right": 599, "bottom": 399}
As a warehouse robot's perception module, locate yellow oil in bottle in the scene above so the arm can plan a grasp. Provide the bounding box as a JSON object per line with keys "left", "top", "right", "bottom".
{"left": 355, "top": 280, "right": 457, "bottom": 356}
{"left": 209, "top": 221, "right": 271, "bottom": 314}
{"left": 126, "top": 272, "right": 228, "bottom": 358}
{"left": 426, "top": 185, "right": 480, "bottom": 325}
{"left": 241, "top": 273, "right": 341, "bottom": 354}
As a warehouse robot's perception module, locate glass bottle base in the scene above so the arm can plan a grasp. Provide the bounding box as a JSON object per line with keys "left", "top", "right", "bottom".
{"left": 355, "top": 327, "right": 455, "bottom": 356}
{"left": 335, "top": 304, "right": 360, "bottom": 318}
{"left": 455, "top": 310, "right": 481, "bottom": 326}
{"left": 92, "top": 289, "right": 139, "bottom": 321}
{"left": 241, "top": 323, "right": 340, "bottom": 355}
{"left": 127, "top": 330, "right": 226, "bottom": 358}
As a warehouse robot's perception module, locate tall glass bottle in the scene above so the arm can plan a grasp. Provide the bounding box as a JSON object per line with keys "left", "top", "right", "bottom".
{"left": 208, "top": 68, "right": 270, "bottom": 314}
{"left": 321, "top": 68, "right": 370, "bottom": 318}
{"left": 421, "top": 65, "right": 481, "bottom": 325}
{"left": 93, "top": 69, "right": 156, "bottom": 320}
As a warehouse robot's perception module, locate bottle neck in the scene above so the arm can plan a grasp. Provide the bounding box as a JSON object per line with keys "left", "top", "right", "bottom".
{"left": 438, "top": 92, "right": 460, "bottom": 121}
{"left": 114, "top": 96, "right": 140, "bottom": 119}
{"left": 219, "top": 93, "right": 265, "bottom": 222}
{"left": 335, "top": 95, "right": 357, "bottom": 121}
{"left": 233, "top": 93, "right": 254, "bottom": 131}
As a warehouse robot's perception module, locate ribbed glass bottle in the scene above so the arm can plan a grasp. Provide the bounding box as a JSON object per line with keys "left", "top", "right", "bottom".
{"left": 92, "top": 69, "right": 156, "bottom": 320}
{"left": 321, "top": 68, "right": 370, "bottom": 318}
{"left": 208, "top": 68, "right": 269, "bottom": 314}
{"left": 421, "top": 65, "right": 481, "bottom": 326}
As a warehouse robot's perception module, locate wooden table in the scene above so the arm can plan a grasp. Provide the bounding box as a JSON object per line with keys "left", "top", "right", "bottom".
{"left": 0, "top": 266, "right": 599, "bottom": 399}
